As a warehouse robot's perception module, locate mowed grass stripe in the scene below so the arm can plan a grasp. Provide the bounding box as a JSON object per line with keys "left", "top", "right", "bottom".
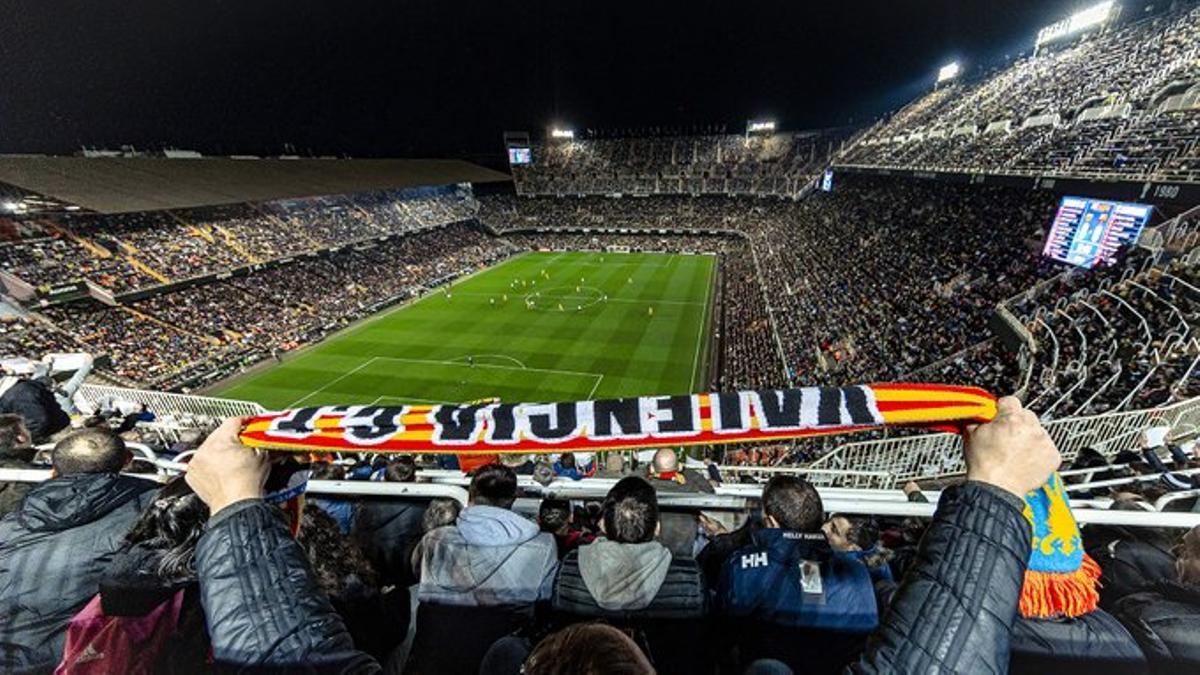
{"left": 214, "top": 252, "right": 714, "bottom": 409}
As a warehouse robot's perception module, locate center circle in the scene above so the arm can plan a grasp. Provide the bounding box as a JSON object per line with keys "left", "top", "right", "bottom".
{"left": 523, "top": 285, "right": 606, "bottom": 312}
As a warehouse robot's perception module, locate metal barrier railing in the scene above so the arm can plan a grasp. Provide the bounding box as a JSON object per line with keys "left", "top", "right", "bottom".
{"left": 76, "top": 384, "right": 265, "bottom": 420}
{"left": 808, "top": 396, "right": 1200, "bottom": 485}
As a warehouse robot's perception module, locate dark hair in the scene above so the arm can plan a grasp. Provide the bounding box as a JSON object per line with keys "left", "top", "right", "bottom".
{"left": 523, "top": 623, "right": 654, "bottom": 675}
{"left": 841, "top": 515, "right": 881, "bottom": 551}
{"left": 469, "top": 463, "right": 518, "bottom": 508}
{"left": 601, "top": 477, "right": 659, "bottom": 544}
{"left": 122, "top": 480, "right": 210, "bottom": 583}
{"left": 0, "top": 414, "right": 30, "bottom": 459}
{"left": 559, "top": 453, "right": 576, "bottom": 469}
{"left": 385, "top": 456, "right": 417, "bottom": 482}
{"left": 297, "top": 503, "right": 378, "bottom": 594}
{"left": 762, "top": 475, "right": 823, "bottom": 532}
{"left": 422, "top": 497, "right": 462, "bottom": 533}
{"left": 539, "top": 499, "right": 571, "bottom": 535}
{"left": 309, "top": 461, "right": 346, "bottom": 481}
{"left": 51, "top": 428, "right": 128, "bottom": 476}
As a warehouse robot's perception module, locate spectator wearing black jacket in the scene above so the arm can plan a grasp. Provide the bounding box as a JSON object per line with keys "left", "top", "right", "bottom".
{"left": 0, "top": 428, "right": 158, "bottom": 672}
{"left": 1113, "top": 525, "right": 1200, "bottom": 674}
{"left": 0, "top": 414, "right": 35, "bottom": 517}
{"left": 0, "top": 374, "right": 70, "bottom": 443}
{"left": 181, "top": 395, "right": 1060, "bottom": 673}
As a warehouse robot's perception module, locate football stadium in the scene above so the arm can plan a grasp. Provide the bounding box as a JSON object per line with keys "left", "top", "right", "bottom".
{"left": 2, "top": 1, "right": 1200, "bottom": 673}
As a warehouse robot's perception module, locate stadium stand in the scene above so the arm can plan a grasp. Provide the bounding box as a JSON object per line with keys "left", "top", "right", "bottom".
{"left": 840, "top": 2, "right": 1200, "bottom": 182}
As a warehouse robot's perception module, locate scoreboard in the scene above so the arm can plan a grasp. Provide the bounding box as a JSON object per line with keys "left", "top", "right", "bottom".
{"left": 1042, "top": 196, "right": 1152, "bottom": 269}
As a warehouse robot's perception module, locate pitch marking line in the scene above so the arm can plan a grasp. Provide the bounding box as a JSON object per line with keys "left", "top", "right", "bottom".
{"left": 455, "top": 291, "right": 703, "bottom": 306}
{"left": 689, "top": 259, "right": 714, "bottom": 393}
{"left": 290, "top": 355, "right": 607, "bottom": 407}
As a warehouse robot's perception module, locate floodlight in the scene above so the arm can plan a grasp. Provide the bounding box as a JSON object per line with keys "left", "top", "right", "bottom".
{"left": 550, "top": 128, "right": 575, "bottom": 140}
{"left": 1037, "top": 1, "right": 1115, "bottom": 46}
{"left": 747, "top": 120, "right": 777, "bottom": 134}
{"left": 2, "top": 201, "right": 20, "bottom": 212}
{"left": 937, "top": 62, "right": 961, "bottom": 83}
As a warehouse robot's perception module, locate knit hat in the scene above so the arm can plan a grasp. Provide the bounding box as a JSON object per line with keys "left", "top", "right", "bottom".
{"left": 1019, "top": 472, "right": 1100, "bottom": 618}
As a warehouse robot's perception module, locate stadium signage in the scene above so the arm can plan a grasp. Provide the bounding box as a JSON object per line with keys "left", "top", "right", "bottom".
{"left": 239, "top": 383, "right": 996, "bottom": 454}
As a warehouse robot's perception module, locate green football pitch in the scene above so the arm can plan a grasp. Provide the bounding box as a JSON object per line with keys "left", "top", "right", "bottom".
{"left": 213, "top": 251, "right": 716, "bottom": 410}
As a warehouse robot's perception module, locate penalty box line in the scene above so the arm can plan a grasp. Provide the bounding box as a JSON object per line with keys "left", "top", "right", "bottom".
{"left": 291, "top": 355, "right": 607, "bottom": 408}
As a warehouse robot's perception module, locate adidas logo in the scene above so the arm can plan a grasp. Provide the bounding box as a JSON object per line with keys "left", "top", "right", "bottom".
{"left": 75, "top": 643, "right": 105, "bottom": 665}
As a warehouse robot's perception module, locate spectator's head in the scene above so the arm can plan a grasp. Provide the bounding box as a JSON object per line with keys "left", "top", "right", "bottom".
{"left": 559, "top": 452, "right": 576, "bottom": 469}
{"left": 604, "top": 452, "right": 625, "bottom": 474}
{"left": 1176, "top": 526, "right": 1200, "bottom": 587}
{"left": 823, "top": 514, "right": 881, "bottom": 552}
{"left": 0, "top": 414, "right": 32, "bottom": 460}
{"left": 309, "top": 461, "right": 346, "bottom": 481}
{"left": 522, "top": 622, "right": 654, "bottom": 675}
{"left": 422, "top": 497, "right": 462, "bottom": 533}
{"left": 468, "top": 463, "right": 518, "bottom": 508}
{"left": 297, "top": 503, "right": 378, "bottom": 594}
{"left": 651, "top": 448, "right": 678, "bottom": 473}
{"left": 762, "top": 475, "right": 823, "bottom": 532}
{"left": 50, "top": 428, "right": 130, "bottom": 477}
{"left": 539, "top": 499, "right": 571, "bottom": 536}
{"left": 600, "top": 476, "right": 659, "bottom": 544}
{"left": 384, "top": 456, "right": 417, "bottom": 482}
{"left": 122, "top": 480, "right": 209, "bottom": 582}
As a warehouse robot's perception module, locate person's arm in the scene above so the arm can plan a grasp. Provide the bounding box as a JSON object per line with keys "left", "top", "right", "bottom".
{"left": 187, "top": 418, "right": 380, "bottom": 673}
{"left": 850, "top": 397, "right": 1059, "bottom": 674}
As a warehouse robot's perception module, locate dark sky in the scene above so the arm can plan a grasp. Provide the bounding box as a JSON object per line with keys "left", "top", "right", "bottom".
{"left": 0, "top": 1, "right": 1140, "bottom": 165}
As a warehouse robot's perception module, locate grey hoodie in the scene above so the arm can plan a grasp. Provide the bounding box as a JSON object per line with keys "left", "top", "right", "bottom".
{"left": 417, "top": 504, "right": 558, "bottom": 607}
{"left": 577, "top": 538, "right": 673, "bottom": 611}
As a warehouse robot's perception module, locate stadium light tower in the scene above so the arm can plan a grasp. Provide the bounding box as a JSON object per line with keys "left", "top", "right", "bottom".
{"left": 936, "top": 62, "right": 961, "bottom": 85}
{"left": 550, "top": 127, "right": 575, "bottom": 141}
{"left": 1035, "top": 1, "right": 1117, "bottom": 54}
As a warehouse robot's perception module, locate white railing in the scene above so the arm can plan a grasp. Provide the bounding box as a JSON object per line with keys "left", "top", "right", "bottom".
{"left": 76, "top": 384, "right": 265, "bottom": 420}
{"left": 808, "top": 396, "right": 1200, "bottom": 484}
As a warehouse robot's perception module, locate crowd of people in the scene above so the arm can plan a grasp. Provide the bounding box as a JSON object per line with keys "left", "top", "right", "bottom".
{"left": 1, "top": 393, "right": 1198, "bottom": 673}
{"left": 511, "top": 130, "right": 847, "bottom": 198}
{"left": 0, "top": 185, "right": 476, "bottom": 295}
{"left": 32, "top": 223, "right": 510, "bottom": 389}
{"left": 842, "top": 2, "right": 1200, "bottom": 182}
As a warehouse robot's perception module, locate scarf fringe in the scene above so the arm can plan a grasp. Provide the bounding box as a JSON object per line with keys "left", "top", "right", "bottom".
{"left": 1019, "top": 553, "right": 1101, "bottom": 619}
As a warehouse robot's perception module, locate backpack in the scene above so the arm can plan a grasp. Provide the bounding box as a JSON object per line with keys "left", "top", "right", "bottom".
{"left": 55, "top": 589, "right": 185, "bottom": 675}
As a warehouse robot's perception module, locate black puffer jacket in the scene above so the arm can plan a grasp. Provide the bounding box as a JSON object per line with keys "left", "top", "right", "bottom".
{"left": 1085, "top": 524, "right": 1177, "bottom": 610}
{"left": 195, "top": 499, "right": 377, "bottom": 672}
{"left": 0, "top": 473, "right": 158, "bottom": 672}
{"left": 196, "top": 482, "right": 1032, "bottom": 674}
{"left": 350, "top": 497, "right": 426, "bottom": 586}
{"left": 850, "top": 481, "right": 1032, "bottom": 674}
{"left": 0, "top": 379, "right": 69, "bottom": 443}
{"left": 1112, "top": 580, "right": 1200, "bottom": 674}
{"left": 1009, "top": 609, "right": 1147, "bottom": 674}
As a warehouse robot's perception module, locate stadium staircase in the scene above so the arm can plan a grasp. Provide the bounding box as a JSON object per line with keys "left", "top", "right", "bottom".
{"left": 45, "top": 221, "right": 111, "bottom": 259}
{"left": 120, "top": 305, "right": 221, "bottom": 346}
{"left": 123, "top": 254, "right": 172, "bottom": 285}
{"left": 213, "top": 224, "right": 263, "bottom": 264}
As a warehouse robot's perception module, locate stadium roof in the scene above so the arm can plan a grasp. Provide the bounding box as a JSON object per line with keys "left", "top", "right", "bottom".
{"left": 0, "top": 156, "right": 512, "bottom": 214}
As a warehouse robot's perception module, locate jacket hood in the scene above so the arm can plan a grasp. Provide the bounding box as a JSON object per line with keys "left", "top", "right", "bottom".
{"left": 457, "top": 505, "right": 540, "bottom": 547}
{"left": 577, "top": 538, "right": 672, "bottom": 611}
{"left": 17, "top": 473, "right": 155, "bottom": 533}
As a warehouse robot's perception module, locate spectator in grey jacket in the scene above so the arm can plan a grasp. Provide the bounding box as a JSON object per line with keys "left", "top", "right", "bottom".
{"left": 417, "top": 463, "right": 558, "bottom": 607}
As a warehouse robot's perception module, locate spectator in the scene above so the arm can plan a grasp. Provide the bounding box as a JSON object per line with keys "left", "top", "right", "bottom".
{"left": 409, "top": 463, "right": 558, "bottom": 674}
{"left": 646, "top": 448, "right": 713, "bottom": 557}
{"left": 1113, "top": 525, "right": 1200, "bottom": 674}
{"left": 57, "top": 481, "right": 211, "bottom": 673}
{"left": 823, "top": 514, "right": 894, "bottom": 584}
{"left": 0, "top": 428, "right": 158, "bottom": 672}
{"left": 539, "top": 498, "right": 592, "bottom": 559}
{"left": 552, "top": 476, "right": 707, "bottom": 674}
{"left": 0, "top": 367, "right": 70, "bottom": 443}
{"left": 0, "top": 414, "right": 35, "bottom": 517}
{"left": 309, "top": 461, "right": 354, "bottom": 533}
{"left": 351, "top": 456, "right": 426, "bottom": 586}
{"left": 408, "top": 497, "right": 462, "bottom": 582}
{"left": 481, "top": 622, "right": 655, "bottom": 675}
{"left": 717, "top": 475, "right": 879, "bottom": 673}
{"left": 179, "top": 395, "right": 1060, "bottom": 672}
{"left": 553, "top": 452, "right": 592, "bottom": 481}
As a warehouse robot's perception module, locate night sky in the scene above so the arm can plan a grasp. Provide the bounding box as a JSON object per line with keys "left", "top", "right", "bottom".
{"left": 0, "top": 1, "right": 1153, "bottom": 165}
